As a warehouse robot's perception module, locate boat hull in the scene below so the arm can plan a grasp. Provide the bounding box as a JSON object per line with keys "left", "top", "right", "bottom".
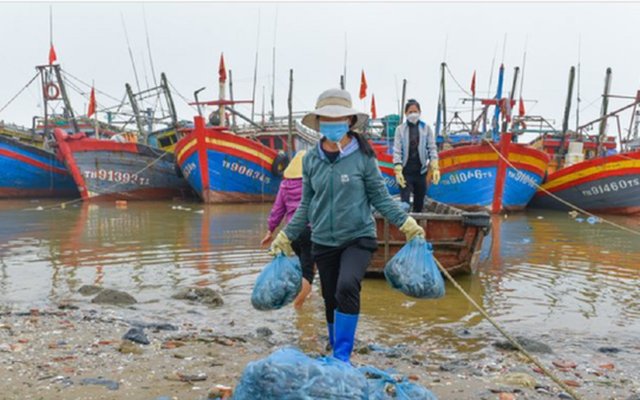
{"left": 427, "top": 135, "right": 550, "bottom": 213}
{"left": 0, "top": 135, "right": 78, "bottom": 198}
{"left": 530, "top": 151, "right": 640, "bottom": 215}
{"left": 53, "top": 130, "right": 192, "bottom": 201}
{"left": 376, "top": 152, "right": 401, "bottom": 196}
{"left": 175, "top": 117, "right": 283, "bottom": 204}
{"left": 371, "top": 200, "right": 491, "bottom": 276}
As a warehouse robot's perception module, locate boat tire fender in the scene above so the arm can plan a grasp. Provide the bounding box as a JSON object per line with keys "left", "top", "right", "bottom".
{"left": 271, "top": 153, "right": 289, "bottom": 178}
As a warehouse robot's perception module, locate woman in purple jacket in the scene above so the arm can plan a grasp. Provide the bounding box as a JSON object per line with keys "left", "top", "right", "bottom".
{"left": 261, "top": 151, "right": 314, "bottom": 309}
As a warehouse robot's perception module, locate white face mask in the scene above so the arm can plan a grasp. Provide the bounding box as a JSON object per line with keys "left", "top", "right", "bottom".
{"left": 407, "top": 112, "right": 420, "bottom": 123}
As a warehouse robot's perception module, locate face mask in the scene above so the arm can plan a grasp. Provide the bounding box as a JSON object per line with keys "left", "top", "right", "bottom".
{"left": 407, "top": 112, "right": 420, "bottom": 124}
{"left": 319, "top": 120, "right": 349, "bottom": 143}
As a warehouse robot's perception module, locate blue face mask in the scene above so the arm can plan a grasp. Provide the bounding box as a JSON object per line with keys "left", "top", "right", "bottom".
{"left": 319, "top": 120, "right": 349, "bottom": 143}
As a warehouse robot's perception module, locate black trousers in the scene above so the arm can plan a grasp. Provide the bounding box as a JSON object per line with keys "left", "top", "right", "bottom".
{"left": 312, "top": 238, "right": 378, "bottom": 324}
{"left": 291, "top": 226, "right": 314, "bottom": 284}
{"left": 401, "top": 172, "right": 427, "bottom": 213}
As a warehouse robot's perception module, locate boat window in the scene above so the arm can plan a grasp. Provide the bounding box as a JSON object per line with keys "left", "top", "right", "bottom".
{"left": 273, "top": 137, "right": 284, "bottom": 150}
{"left": 259, "top": 138, "right": 271, "bottom": 147}
{"left": 158, "top": 136, "right": 173, "bottom": 148}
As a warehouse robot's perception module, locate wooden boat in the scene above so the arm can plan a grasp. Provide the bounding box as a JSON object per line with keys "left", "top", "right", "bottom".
{"left": 175, "top": 116, "right": 288, "bottom": 203}
{"left": 427, "top": 133, "right": 551, "bottom": 213}
{"left": 530, "top": 147, "right": 640, "bottom": 214}
{"left": 370, "top": 199, "right": 491, "bottom": 276}
{"left": 529, "top": 72, "right": 640, "bottom": 215}
{"left": 0, "top": 134, "right": 78, "bottom": 198}
{"left": 53, "top": 129, "right": 192, "bottom": 201}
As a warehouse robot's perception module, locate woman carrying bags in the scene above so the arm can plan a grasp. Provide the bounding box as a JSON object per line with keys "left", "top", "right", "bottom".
{"left": 393, "top": 99, "right": 440, "bottom": 213}
{"left": 269, "top": 88, "right": 425, "bottom": 364}
{"left": 261, "top": 151, "right": 314, "bottom": 310}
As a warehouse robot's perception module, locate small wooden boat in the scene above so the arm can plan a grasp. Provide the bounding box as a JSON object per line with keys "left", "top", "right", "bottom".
{"left": 0, "top": 134, "right": 78, "bottom": 198}
{"left": 175, "top": 116, "right": 288, "bottom": 203}
{"left": 53, "top": 129, "right": 192, "bottom": 201}
{"left": 370, "top": 199, "right": 491, "bottom": 276}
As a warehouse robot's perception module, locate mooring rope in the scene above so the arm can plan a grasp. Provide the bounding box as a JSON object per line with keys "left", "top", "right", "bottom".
{"left": 483, "top": 139, "right": 640, "bottom": 236}
{"left": 434, "top": 257, "right": 586, "bottom": 400}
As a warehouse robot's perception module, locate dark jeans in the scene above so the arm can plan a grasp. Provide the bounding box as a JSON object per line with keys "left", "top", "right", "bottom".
{"left": 312, "top": 238, "right": 378, "bottom": 323}
{"left": 291, "top": 226, "right": 314, "bottom": 284}
{"left": 401, "top": 172, "right": 427, "bottom": 213}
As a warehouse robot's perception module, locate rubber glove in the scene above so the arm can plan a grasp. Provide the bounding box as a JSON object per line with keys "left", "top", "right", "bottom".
{"left": 268, "top": 231, "right": 295, "bottom": 257}
{"left": 399, "top": 216, "right": 425, "bottom": 242}
{"left": 394, "top": 165, "right": 406, "bottom": 188}
{"left": 431, "top": 165, "right": 441, "bottom": 185}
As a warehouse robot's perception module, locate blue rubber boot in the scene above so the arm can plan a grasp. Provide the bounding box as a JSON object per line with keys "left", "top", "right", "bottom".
{"left": 333, "top": 311, "right": 359, "bottom": 363}
{"left": 327, "top": 323, "right": 335, "bottom": 349}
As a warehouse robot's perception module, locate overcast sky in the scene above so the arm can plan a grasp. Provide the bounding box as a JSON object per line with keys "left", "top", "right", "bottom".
{"left": 1, "top": 2, "right": 639, "bottom": 139}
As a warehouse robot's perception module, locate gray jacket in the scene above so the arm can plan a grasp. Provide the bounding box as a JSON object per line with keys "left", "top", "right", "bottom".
{"left": 393, "top": 120, "right": 439, "bottom": 174}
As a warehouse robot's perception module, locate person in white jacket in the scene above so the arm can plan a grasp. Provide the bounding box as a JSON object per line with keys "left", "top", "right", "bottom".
{"left": 393, "top": 99, "right": 440, "bottom": 212}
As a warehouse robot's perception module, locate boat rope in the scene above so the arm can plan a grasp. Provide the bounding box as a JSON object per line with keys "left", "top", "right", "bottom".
{"left": 444, "top": 65, "right": 473, "bottom": 98}
{"left": 484, "top": 139, "right": 640, "bottom": 236}
{"left": 434, "top": 257, "right": 586, "bottom": 400}
{"left": 0, "top": 73, "right": 39, "bottom": 116}
{"left": 165, "top": 80, "right": 199, "bottom": 112}
{"left": 24, "top": 148, "right": 172, "bottom": 211}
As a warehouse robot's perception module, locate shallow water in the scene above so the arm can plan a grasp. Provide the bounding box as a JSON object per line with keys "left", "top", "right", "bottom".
{"left": 0, "top": 199, "right": 639, "bottom": 360}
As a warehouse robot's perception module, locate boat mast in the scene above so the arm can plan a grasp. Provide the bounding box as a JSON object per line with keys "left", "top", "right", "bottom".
{"left": 506, "top": 66, "right": 520, "bottom": 132}
{"left": 399, "top": 79, "right": 407, "bottom": 125}
{"left": 597, "top": 67, "right": 612, "bottom": 156}
{"left": 250, "top": 10, "right": 260, "bottom": 122}
{"left": 160, "top": 73, "right": 178, "bottom": 127}
{"left": 125, "top": 83, "right": 146, "bottom": 139}
{"left": 270, "top": 8, "right": 278, "bottom": 122}
{"left": 491, "top": 64, "right": 505, "bottom": 140}
{"left": 558, "top": 66, "right": 576, "bottom": 161}
{"left": 440, "top": 63, "right": 447, "bottom": 138}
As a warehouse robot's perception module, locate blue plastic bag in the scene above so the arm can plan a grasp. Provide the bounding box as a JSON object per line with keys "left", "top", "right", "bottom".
{"left": 251, "top": 254, "right": 302, "bottom": 311}
{"left": 384, "top": 237, "right": 445, "bottom": 299}
{"left": 233, "top": 347, "right": 368, "bottom": 399}
{"left": 360, "top": 366, "right": 439, "bottom": 400}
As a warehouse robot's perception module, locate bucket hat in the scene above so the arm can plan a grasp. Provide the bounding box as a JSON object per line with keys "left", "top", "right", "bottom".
{"left": 283, "top": 150, "right": 306, "bottom": 179}
{"left": 301, "top": 88, "right": 368, "bottom": 131}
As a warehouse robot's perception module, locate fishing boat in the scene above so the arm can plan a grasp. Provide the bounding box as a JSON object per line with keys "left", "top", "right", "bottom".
{"left": 529, "top": 69, "right": 640, "bottom": 215}
{"left": 175, "top": 115, "right": 287, "bottom": 203}
{"left": 427, "top": 133, "right": 550, "bottom": 212}
{"left": 53, "top": 129, "right": 191, "bottom": 201}
{"left": 370, "top": 199, "right": 491, "bottom": 275}
{"left": 0, "top": 134, "right": 77, "bottom": 198}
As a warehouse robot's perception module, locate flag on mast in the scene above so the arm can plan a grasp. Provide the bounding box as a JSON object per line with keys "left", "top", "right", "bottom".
{"left": 371, "top": 94, "right": 377, "bottom": 119}
{"left": 471, "top": 70, "right": 476, "bottom": 97}
{"left": 519, "top": 97, "right": 525, "bottom": 116}
{"left": 219, "top": 53, "right": 227, "bottom": 83}
{"left": 49, "top": 44, "right": 57, "bottom": 65}
{"left": 88, "top": 87, "right": 96, "bottom": 117}
{"left": 359, "top": 70, "right": 367, "bottom": 99}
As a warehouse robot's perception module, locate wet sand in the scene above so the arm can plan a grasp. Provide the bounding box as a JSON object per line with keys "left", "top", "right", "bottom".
{"left": 1, "top": 301, "right": 639, "bottom": 400}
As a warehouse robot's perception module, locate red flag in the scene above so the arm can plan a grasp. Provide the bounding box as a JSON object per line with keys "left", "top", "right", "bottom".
{"left": 359, "top": 70, "right": 367, "bottom": 100}
{"left": 471, "top": 70, "right": 476, "bottom": 97}
{"left": 88, "top": 87, "right": 96, "bottom": 117}
{"left": 371, "top": 94, "right": 377, "bottom": 119}
{"left": 218, "top": 53, "right": 227, "bottom": 83}
{"left": 519, "top": 97, "right": 525, "bottom": 117}
{"left": 49, "top": 44, "right": 57, "bottom": 65}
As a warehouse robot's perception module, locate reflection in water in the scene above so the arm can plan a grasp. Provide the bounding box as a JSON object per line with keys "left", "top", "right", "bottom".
{"left": 0, "top": 200, "right": 638, "bottom": 355}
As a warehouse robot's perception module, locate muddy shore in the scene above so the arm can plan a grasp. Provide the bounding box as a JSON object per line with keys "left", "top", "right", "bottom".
{"left": 1, "top": 288, "right": 639, "bottom": 400}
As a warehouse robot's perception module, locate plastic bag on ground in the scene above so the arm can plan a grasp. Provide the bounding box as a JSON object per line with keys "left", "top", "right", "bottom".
{"left": 384, "top": 236, "right": 445, "bottom": 299}
{"left": 360, "top": 366, "right": 439, "bottom": 400}
{"left": 251, "top": 254, "right": 302, "bottom": 311}
{"left": 233, "top": 347, "right": 368, "bottom": 400}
